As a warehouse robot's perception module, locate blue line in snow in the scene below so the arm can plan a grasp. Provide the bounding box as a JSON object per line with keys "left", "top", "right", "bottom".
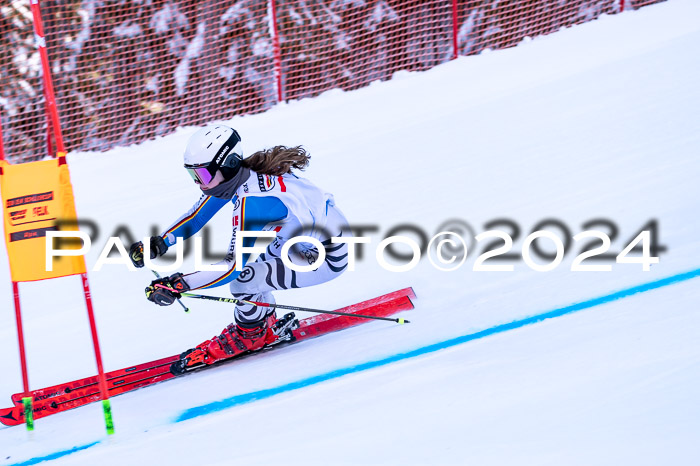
{"left": 175, "top": 267, "right": 700, "bottom": 423}
{"left": 6, "top": 441, "right": 100, "bottom": 466}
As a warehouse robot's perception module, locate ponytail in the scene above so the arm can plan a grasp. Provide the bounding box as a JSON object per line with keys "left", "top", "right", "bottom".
{"left": 241, "top": 145, "right": 310, "bottom": 176}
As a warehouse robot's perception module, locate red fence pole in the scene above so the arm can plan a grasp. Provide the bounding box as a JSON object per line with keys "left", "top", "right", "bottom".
{"left": 451, "top": 0, "right": 459, "bottom": 59}
{"left": 29, "top": 0, "right": 65, "bottom": 154}
{"left": 620, "top": 0, "right": 625, "bottom": 12}
{"left": 269, "top": 0, "right": 284, "bottom": 102}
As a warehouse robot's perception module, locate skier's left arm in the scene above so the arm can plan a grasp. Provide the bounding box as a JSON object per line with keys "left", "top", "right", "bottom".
{"left": 179, "top": 196, "right": 288, "bottom": 290}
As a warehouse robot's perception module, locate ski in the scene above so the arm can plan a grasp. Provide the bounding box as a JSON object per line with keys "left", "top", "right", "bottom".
{"left": 0, "top": 288, "right": 415, "bottom": 427}
{"left": 9, "top": 355, "right": 178, "bottom": 407}
{"left": 0, "top": 367, "right": 176, "bottom": 427}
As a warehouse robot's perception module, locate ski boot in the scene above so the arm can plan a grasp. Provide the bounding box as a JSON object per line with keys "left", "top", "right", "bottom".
{"left": 170, "top": 313, "right": 299, "bottom": 376}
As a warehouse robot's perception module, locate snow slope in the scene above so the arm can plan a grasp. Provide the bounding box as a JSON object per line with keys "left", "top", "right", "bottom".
{"left": 1, "top": 0, "right": 700, "bottom": 464}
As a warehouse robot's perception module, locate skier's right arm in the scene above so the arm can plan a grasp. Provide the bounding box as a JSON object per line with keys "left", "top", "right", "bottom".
{"left": 160, "top": 194, "right": 229, "bottom": 246}
{"left": 129, "top": 194, "right": 228, "bottom": 268}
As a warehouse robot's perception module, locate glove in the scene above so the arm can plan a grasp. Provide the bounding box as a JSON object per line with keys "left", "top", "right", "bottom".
{"left": 129, "top": 236, "right": 168, "bottom": 268}
{"left": 145, "top": 272, "right": 190, "bottom": 306}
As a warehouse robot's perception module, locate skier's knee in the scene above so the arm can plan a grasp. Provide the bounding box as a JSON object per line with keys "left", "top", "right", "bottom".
{"left": 233, "top": 292, "right": 275, "bottom": 328}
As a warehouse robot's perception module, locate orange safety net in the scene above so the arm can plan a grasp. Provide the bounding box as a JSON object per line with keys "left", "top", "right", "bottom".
{"left": 0, "top": 0, "right": 666, "bottom": 163}
{"left": 275, "top": 0, "right": 454, "bottom": 101}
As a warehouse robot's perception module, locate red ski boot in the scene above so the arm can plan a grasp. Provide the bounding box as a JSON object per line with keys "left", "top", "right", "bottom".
{"left": 171, "top": 313, "right": 278, "bottom": 375}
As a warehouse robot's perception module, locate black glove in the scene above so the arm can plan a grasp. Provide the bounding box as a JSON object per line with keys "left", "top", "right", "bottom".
{"left": 145, "top": 272, "right": 190, "bottom": 306}
{"left": 129, "top": 236, "right": 168, "bottom": 268}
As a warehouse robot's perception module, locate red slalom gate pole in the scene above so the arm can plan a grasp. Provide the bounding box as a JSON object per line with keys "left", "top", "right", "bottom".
{"left": 269, "top": 0, "right": 284, "bottom": 102}
{"left": 12, "top": 282, "right": 35, "bottom": 431}
{"left": 451, "top": 0, "right": 459, "bottom": 59}
{"left": 0, "top": 112, "right": 5, "bottom": 161}
{"left": 44, "top": 97, "right": 54, "bottom": 158}
{"left": 27, "top": 0, "right": 113, "bottom": 434}
{"left": 29, "top": 0, "right": 65, "bottom": 154}
{"left": 81, "top": 273, "right": 114, "bottom": 435}
{"left": 2, "top": 86, "right": 31, "bottom": 430}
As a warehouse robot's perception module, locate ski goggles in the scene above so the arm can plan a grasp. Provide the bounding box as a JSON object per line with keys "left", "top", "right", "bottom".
{"left": 184, "top": 164, "right": 216, "bottom": 185}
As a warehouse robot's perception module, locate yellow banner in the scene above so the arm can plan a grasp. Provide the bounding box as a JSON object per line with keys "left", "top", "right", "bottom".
{"left": 0, "top": 158, "right": 86, "bottom": 282}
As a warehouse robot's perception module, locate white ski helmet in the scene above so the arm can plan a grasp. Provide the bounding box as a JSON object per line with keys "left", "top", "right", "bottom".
{"left": 183, "top": 125, "right": 243, "bottom": 184}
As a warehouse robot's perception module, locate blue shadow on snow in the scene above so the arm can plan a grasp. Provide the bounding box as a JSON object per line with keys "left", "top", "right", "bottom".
{"left": 174, "top": 267, "right": 700, "bottom": 422}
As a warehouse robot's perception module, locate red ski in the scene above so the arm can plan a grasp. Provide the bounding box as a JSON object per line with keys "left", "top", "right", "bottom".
{"left": 9, "top": 355, "right": 178, "bottom": 407}
{"left": 0, "top": 288, "right": 415, "bottom": 427}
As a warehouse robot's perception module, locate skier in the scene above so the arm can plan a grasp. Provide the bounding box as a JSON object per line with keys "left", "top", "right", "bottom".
{"left": 129, "top": 125, "right": 350, "bottom": 373}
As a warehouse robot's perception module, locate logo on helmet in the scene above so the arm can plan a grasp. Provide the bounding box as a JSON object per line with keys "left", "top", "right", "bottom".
{"left": 215, "top": 146, "right": 230, "bottom": 165}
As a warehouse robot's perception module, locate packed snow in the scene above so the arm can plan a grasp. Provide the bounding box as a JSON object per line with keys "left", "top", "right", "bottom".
{"left": 1, "top": 0, "right": 699, "bottom": 464}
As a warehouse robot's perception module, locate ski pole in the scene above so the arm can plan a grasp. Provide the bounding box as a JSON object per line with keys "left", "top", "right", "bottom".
{"left": 154, "top": 286, "right": 409, "bottom": 324}
{"left": 150, "top": 270, "right": 190, "bottom": 313}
